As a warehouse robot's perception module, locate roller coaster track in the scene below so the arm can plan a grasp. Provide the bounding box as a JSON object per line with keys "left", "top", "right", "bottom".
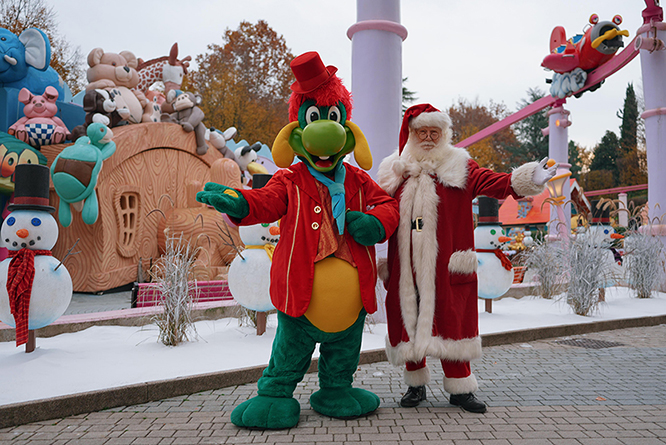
{"left": 455, "top": 36, "right": 641, "bottom": 149}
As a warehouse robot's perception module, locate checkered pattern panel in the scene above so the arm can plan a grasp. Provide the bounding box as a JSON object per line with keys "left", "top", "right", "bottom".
{"left": 25, "top": 123, "right": 55, "bottom": 146}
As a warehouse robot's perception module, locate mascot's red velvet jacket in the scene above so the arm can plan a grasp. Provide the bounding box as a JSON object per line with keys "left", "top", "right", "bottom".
{"left": 231, "top": 161, "right": 399, "bottom": 318}
{"left": 378, "top": 129, "right": 544, "bottom": 367}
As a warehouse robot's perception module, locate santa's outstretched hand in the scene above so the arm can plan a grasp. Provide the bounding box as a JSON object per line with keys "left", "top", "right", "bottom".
{"left": 532, "top": 158, "right": 558, "bottom": 185}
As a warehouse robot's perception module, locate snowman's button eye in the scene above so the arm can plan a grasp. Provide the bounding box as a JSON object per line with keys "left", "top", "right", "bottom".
{"left": 31, "top": 218, "right": 42, "bottom": 227}
{"left": 490, "top": 229, "right": 496, "bottom": 235}
{"left": 6, "top": 217, "right": 15, "bottom": 226}
{"left": 261, "top": 223, "right": 270, "bottom": 227}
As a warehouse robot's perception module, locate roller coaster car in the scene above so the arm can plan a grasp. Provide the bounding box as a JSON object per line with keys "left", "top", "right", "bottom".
{"left": 542, "top": 14, "right": 629, "bottom": 74}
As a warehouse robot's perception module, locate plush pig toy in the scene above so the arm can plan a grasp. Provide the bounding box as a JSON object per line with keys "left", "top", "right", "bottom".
{"left": 8, "top": 86, "right": 70, "bottom": 147}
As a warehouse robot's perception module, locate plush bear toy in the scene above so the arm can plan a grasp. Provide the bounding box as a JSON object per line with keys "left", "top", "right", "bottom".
{"left": 85, "top": 48, "right": 154, "bottom": 125}
{"left": 196, "top": 51, "right": 400, "bottom": 429}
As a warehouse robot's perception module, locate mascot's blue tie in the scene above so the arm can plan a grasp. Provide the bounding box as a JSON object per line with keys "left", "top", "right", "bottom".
{"left": 306, "top": 162, "right": 346, "bottom": 235}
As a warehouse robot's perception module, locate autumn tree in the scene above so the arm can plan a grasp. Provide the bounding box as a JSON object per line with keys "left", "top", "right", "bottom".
{"left": 0, "top": 0, "right": 85, "bottom": 94}
{"left": 510, "top": 87, "right": 549, "bottom": 166}
{"left": 617, "top": 83, "right": 647, "bottom": 186}
{"left": 188, "top": 20, "right": 294, "bottom": 145}
{"left": 448, "top": 98, "right": 518, "bottom": 172}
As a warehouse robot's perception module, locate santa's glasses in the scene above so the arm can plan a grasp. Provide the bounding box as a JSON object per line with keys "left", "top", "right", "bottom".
{"left": 416, "top": 128, "right": 441, "bottom": 142}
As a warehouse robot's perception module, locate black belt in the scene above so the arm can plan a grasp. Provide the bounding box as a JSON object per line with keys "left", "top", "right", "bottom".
{"left": 411, "top": 217, "right": 423, "bottom": 231}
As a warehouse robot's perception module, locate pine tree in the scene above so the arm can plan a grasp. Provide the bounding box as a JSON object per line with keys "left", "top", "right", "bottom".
{"left": 568, "top": 140, "right": 584, "bottom": 178}
{"left": 617, "top": 83, "right": 646, "bottom": 186}
{"left": 510, "top": 87, "right": 549, "bottom": 167}
{"left": 402, "top": 77, "right": 417, "bottom": 114}
{"left": 588, "top": 130, "right": 620, "bottom": 187}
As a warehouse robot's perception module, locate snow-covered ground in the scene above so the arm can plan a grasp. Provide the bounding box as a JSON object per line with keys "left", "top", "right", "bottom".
{"left": 0, "top": 286, "right": 664, "bottom": 406}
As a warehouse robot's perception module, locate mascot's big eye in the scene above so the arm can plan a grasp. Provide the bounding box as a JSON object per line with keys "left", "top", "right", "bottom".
{"left": 31, "top": 218, "right": 42, "bottom": 227}
{"left": 327, "top": 106, "right": 341, "bottom": 123}
{"left": 6, "top": 217, "right": 15, "bottom": 226}
{"left": 305, "top": 105, "right": 320, "bottom": 124}
{"left": 613, "top": 15, "right": 622, "bottom": 25}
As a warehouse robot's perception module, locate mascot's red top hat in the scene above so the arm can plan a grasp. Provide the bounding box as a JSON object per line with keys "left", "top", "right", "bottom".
{"left": 290, "top": 51, "right": 338, "bottom": 94}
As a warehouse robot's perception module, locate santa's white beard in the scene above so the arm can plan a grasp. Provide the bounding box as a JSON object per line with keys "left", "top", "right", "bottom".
{"left": 402, "top": 137, "right": 449, "bottom": 163}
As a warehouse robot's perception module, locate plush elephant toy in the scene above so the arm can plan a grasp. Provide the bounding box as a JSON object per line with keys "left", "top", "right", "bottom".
{"left": 0, "top": 27, "right": 70, "bottom": 101}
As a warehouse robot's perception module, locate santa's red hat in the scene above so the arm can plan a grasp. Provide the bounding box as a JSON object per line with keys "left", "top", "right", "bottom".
{"left": 399, "top": 103, "right": 452, "bottom": 154}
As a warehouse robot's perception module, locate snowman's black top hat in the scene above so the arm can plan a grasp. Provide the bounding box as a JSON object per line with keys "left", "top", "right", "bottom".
{"left": 8, "top": 164, "right": 55, "bottom": 213}
{"left": 590, "top": 199, "right": 610, "bottom": 225}
{"left": 252, "top": 174, "right": 273, "bottom": 189}
{"left": 477, "top": 196, "right": 502, "bottom": 226}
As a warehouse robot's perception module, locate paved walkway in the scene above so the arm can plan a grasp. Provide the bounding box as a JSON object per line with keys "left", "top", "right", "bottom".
{"left": 2, "top": 325, "right": 665, "bottom": 444}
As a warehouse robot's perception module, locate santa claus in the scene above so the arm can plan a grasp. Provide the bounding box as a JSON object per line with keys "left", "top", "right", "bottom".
{"left": 377, "top": 103, "right": 556, "bottom": 413}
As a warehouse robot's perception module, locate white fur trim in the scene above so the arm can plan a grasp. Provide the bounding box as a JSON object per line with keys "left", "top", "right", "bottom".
{"left": 378, "top": 142, "right": 471, "bottom": 195}
{"left": 377, "top": 150, "right": 404, "bottom": 197}
{"left": 377, "top": 257, "right": 389, "bottom": 283}
{"left": 448, "top": 249, "right": 478, "bottom": 274}
{"left": 443, "top": 373, "right": 479, "bottom": 395}
{"left": 511, "top": 162, "right": 545, "bottom": 197}
{"left": 404, "top": 366, "right": 431, "bottom": 387}
{"left": 386, "top": 335, "right": 482, "bottom": 365}
{"left": 410, "top": 111, "right": 452, "bottom": 131}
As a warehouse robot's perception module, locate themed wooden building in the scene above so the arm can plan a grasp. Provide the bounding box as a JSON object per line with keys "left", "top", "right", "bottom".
{"left": 41, "top": 123, "right": 242, "bottom": 293}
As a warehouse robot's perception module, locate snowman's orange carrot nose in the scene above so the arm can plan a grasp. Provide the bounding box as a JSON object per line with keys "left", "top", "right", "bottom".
{"left": 498, "top": 236, "right": 512, "bottom": 243}
{"left": 611, "top": 233, "right": 624, "bottom": 239}
{"left": 269, "top": 226, "right": 280, "bottom": 236}
{"left": 16, "top": 229, "right": 29, "bottom": 238}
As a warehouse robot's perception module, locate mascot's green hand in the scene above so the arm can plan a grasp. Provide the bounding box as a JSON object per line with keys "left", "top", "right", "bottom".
{"left": 346, "top": 211, "right": 385, "bottom": 246}
{"left": 196, "top": 182, "right": 250, "bottom": 219}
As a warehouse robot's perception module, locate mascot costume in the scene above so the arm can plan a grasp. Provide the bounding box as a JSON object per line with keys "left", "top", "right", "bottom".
{"left": 197, "top": 51, "right": 399, "bottom": 429}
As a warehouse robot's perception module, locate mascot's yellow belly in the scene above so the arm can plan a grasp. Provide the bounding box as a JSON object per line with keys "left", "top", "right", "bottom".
{"left": 305, "top": 257, "right": 363, "bottom": 333}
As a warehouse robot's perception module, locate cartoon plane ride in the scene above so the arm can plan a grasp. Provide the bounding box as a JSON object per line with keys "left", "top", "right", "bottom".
{"left": 542, "top": 14, "right": 629, "bottom": 74}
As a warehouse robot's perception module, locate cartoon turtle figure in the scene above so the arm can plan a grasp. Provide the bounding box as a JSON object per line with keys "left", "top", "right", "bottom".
{"left": 50, "top": 123, "right": 116, "bottom": 227}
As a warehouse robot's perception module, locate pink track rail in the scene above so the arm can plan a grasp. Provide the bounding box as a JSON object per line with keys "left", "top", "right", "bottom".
{"left": 455, "top": 37, "right": 640, "bottom": 149}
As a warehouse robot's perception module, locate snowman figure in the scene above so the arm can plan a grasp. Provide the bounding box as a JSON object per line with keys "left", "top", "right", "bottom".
{"left": 227, "top": 221, "right": 280, "bottom": 312}
{"left": 475, "top": 197, "right": 514, "bottom": 303}
{"left": 587, "top": 200, "right": 624, "bottom": 289}
{"left": 227, "top": 173, "right": 279, "bottom": 313}
{"left": 0, "top": 164, "right": 73, "bottom": 351}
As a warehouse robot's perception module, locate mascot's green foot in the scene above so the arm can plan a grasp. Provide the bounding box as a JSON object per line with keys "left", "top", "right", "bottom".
{"left": 310, "top": 387, "right": 380, "bottom": 419}
{"left": 230, "top": 395, "right": 300, "bottom": 429}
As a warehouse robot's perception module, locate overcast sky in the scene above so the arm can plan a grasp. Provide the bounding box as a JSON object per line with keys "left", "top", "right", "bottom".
{"left": 54, "top": 0, "right": 647, "bottom": 152}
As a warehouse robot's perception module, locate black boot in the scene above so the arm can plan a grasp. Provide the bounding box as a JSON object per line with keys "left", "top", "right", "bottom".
{"left": 450, "top": 392, "right": 487, "bottom": 413}
{"left": 400, "top": 385, "right": 426, "bottom": 407}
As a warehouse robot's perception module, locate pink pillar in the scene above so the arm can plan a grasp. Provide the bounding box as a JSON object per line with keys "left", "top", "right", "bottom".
{"left": 547, "top": 102, "right": 572, "bottom": 237}
{"left": 638, "top": 2, "right": 666, "bottom": 290}
{"left": 347, "top": 0, "right": 407, "bottom": 179}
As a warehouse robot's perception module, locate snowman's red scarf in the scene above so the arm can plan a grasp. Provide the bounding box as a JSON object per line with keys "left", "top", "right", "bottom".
{"left": 475, "top": 248, "right": 513, "bottom": 271}
{"left": 7, "top": 248, "right": 52, "bottom": 347}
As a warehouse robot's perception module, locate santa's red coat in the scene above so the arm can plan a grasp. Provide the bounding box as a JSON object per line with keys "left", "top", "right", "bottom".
{"left": 378, "top": 145, "right": 543, "bottom": 366}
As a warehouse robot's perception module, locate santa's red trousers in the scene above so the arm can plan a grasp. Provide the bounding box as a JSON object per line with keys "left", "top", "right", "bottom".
{"left": 406, "top": 359, "right": 471, "bottom": 379}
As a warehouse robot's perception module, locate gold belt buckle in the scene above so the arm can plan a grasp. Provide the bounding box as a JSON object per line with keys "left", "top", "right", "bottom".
{"left": 414, "top": 217, "right": 423, "bottom": 232}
